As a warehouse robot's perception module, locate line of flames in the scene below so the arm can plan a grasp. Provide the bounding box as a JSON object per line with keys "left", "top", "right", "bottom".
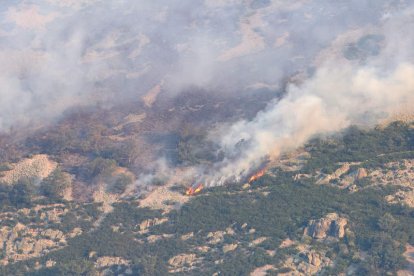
{"left": 185, "top": 183, "right": 204, "bottom": 196}
{"left": 185, "top": 168, "right": 267, "bottom": 196}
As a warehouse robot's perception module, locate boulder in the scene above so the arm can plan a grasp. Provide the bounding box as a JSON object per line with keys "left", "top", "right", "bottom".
{"left": 355, "top": 168, "right": 368, "bottom": 180}
{"left": 95, "top": 256, "right": 130, "bottom": 269}
{"left": 304, "top": 213, "right": 348, "bottom": 240}
{"left": 223, "top": 243, "right": 238, "bottom": 253}
{"left": 139, "top": 217, "right": 168, "bottom": 233}
{"left": 168, "top": 253, "right": 198, "bottom": 268}
{"left": 303, "top": 251, "right": 322, "bottom": 267}
{"left": 41, "top": 229, "right": 64, "bottom": 240}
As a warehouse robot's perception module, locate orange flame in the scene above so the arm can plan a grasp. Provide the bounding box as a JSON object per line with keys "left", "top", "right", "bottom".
{"left": 248, "top": 168, "right": 266, "bottom": 183}
{"left": 185, "top": 183, "right": 204, "bottom": 196}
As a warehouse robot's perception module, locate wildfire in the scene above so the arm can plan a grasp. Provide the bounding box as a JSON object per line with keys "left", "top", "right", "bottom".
{"left": 185, "top": 183, "right": 204, "bottom": 196}
{"left": 248, "top": 168, "right": 266, "bottom": 183}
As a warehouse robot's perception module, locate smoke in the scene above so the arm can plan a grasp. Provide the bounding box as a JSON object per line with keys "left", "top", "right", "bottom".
{"left": 200, "top": 6, "right": 414, "bottom": 186}
{"left": 203, "top": 62, "right": 414, "bottom": 185}
{"left": 0, "top": 0, "right": 402, "bottom": 131}
{"left": 1, "top": 1, "right": 414, "bottom": 187}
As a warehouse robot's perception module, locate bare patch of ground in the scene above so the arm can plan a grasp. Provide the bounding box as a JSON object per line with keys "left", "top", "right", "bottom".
{"left": 398, "top": 244, "right": 414, "bottom": 276}
{"left": 0, "top": 154, "right": 57, "bottom": 185}
{"left": 250, "top": 265, "right": 276, "bottom": 276}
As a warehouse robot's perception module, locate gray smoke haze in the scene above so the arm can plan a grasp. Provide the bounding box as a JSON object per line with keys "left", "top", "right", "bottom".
{"left": 0, "top": 0, "right": 404, "bottom": 130}
{"left": 200, "top": 5, "right": 414, "bottom": 186}
{"left": 1, "top": 1, "right": 414, "bottom": 186}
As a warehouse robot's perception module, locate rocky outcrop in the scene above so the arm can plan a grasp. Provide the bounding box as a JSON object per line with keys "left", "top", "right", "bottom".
{"left": 222, "top": 243, "right": 238, "bottom": 253}
{"left": 386, "top": 190, "right": 414, "bottom": 208}
{"left": 250, "top": 265, "right": 276, "bottom": 276}
{"left": 317, "top": 164, "right": 350, "bottom": 184}
{"left": 281, "top": 249, "right": 333, "bottom": 275}
{"left": 369, "top": 160, "right": 414, "bottom": 207}
{"left": 95, "top": 256, "right": 130, "bottom": 269}
{"left": 304, "top": 213, "right": 348, "bottom": 240}
{"left": 41, "top": 229, "right": 65, "bottom": 240}
{"left": 139, "top": 217, "right": 168, "bottom": 233}
{"left": 0, "top": 223, "right": 66, "bottom": 264}
{"left": 207, "top": 231, "right": 226, "bottom": 245}
{"left": 38, "top": 206, "right": 69, "bottom": 223}
{"left": 68, "top": 227, "right": 83, "bottom": 238}
{"left": 354, "top": 168, "right": 368, "bottom": 180}
{"left": 397, "top": 244, "right": 414, "bottom": 276}
{"left": 371, "top": 160, "right": 414, "bottom": 187}
{"left": 181, "top": 232, "right": 194, "bottom": 241}
{"left": 301, "top": 251, "right": 322, "bottom": 267}
{"left": 146, "top": 234, "right": 174, "bottom": 243}
{"left": 249, "top": 237, "right": 268, "bottom": 247}
{"left": 168, "top": 253, "right": 202, "bottom": 273}
{"left": 316, "top": 163, "right": 370, "bottom": 189}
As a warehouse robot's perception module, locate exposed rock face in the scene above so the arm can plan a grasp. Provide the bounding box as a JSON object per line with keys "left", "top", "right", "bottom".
{"left": 68, "top": 227, "right": 83, "bottom": 238}
{"left": 333, "top": 164, "right": 351, "bottom": 178}
{"left": 139, "top": 217, "right": 168, "bottom": 233}
{"left": 302, "top": 251, "right": 322, "bottom": 267}
{"left": 145, "top": 234, "right": 174, "bottom": 243}
{"left": 207, "top": 231, "right": 226, "bottom": 245}
{"left": 249, "top": 237, "right": 268, "bottom": 247}
{"left": 181, "top": 232, "right": 194, "bottom": 241}
{"left": 371, "top": 160, "right": 414, "bottom": 187}
{"left": 317, "top": 164, "right": 350, "bottom": 184}
{"left": 304, "top": 213, "right": 348, "bottom": 240}
{"left": 370, "top": 160, "right": 414, "bottom": 207}
{"left": 354, "top": 168, "right": 368, "bottom": 180}
{"left": 281, "top": 248, "right": 333, "bottom": 275}
{"left": 386, "top": 190, "right": 414, "bottom": 208}
{"left": 250, "top": 265, "right": 276, "bottom": 276}
{"left": 0, "top": 223, "right": 66, "bottom": 264}
{"left": 41, "top": 229, "right": 65, "bottom": 240}
{"left": 397, "top": 244, "right": 414, "bottom": 276}
{"left": 168, "top": 253, "right": 202, "bottom": 273}
{"left": 38, "top": 206, "right": 69, "bottom": 223}
{"left": 95, "top": 256, "right": 130, "bottom": 269}
{"left": 222, "top": 243, "right": 238, "bottom": 253}
{"left": 45, "top": 259, "right": 56, "bottom": 268}
{"left": 316, "top": 162, "right": 370, "bottom": 189}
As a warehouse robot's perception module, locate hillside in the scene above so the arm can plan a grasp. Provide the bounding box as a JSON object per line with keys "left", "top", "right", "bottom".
{"left": 1, "top": 1, "right": 414, "bottom": 275}
{"left": 1, "top": 121, "right": 414, "bottom": 275}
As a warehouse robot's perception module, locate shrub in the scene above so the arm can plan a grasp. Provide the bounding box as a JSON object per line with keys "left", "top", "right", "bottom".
{"left": 40, "top": 168, "right": 72, "bottom": 199}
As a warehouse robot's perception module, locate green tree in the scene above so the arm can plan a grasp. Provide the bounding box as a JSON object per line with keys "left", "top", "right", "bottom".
{"left": 40, "top": 168, "right": 72, "bottom": 199}
{"left": 83, "top": 157, "right": 117, "bottom": 180}
{"left": 109, "top": 174, "right": 133, "bottom": 194}
{"left": 57, "top": 259, "right": 97, "bottom": 275}
{"left": 9, "top": 178, "right": 34, "bottom": 208}
{"left": 378, "top": 213, "right": 397, "bottom": 232}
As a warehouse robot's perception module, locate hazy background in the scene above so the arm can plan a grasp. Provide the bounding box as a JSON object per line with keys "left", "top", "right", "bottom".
{"left": 0, "top": 0, "right": 409, "bottom": 130}
{"left": 1, "top": 0, "right": 414, "bottom": 185}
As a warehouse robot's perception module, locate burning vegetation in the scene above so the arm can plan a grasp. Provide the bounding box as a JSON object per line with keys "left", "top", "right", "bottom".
{"left": 185, "top": 183, "right": 204, "bottom": 196}
{"left": 248, "top": 168, "right": 267, "bottom": 184}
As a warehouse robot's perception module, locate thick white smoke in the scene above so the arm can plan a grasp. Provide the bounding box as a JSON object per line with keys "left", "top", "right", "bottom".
{"left": 204, "top": 62, "right": 414, "bottom": 186}
{"left": 196, "top": 5, "right": 414, "bottom": 186}
{"left": 1, "top": 1, "right": 414, "bottom": 188}
{"left": 0, "top": 0, "right": 401, "bottom": 131}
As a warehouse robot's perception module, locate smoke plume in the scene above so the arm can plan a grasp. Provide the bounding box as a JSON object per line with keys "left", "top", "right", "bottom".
{"left": 1, "top": 1, "right": 414, "bottom": 187}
